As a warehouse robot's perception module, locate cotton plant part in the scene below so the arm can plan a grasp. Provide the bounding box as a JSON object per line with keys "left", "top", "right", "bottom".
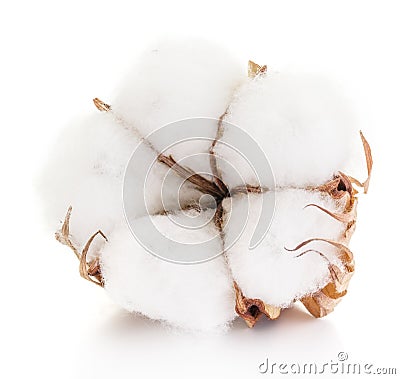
{"left": 213, "top": 66, "right": 360, "bottom": 189}
{"left": 40, "top": 41, "right": 373, "bottom": 331}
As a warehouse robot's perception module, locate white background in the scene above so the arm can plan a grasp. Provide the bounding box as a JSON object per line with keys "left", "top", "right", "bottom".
{"left": 1, "top": 1, "right": 399, "bottom": 378}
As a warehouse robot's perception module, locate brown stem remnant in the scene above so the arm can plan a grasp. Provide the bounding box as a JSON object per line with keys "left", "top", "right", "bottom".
{"left": 55, "top": 207, "right": 107, "bottom": 287}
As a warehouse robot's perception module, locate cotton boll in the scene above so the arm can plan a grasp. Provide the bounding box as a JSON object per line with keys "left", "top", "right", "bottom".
{"left": 216, "top": 71, "right": 359, "bottom": 188}
{"left": 112, "top": 40, "right": 245, "bottom": 166}
{"left": 222, "top": 189, "right": 347, "bottom": 307}
{"left": 100, "top": 217, "right": 236, "bottom": 331}
{"left": 41, "top": 41, "right": 367, "bottom": 329}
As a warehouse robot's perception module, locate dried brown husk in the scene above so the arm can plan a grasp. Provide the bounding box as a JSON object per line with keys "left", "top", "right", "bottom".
{"left": 234, "top": 282, "right": 281, "bottom": 327}
{"left": 299, "top": 132, "right": 372, "bottom": 318}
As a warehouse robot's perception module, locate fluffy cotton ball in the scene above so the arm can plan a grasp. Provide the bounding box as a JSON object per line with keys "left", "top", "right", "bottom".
{"left": 101, "top": 213, "right": 236, "bottom": 331}
{"left": 40, "top": 40, "right": 365, "bottom": 331}
{"left": 222, "top": 189, "right": 346, "bottom": 307}
{"left": 215, "top": 71, "right": 359, "bottom": 188}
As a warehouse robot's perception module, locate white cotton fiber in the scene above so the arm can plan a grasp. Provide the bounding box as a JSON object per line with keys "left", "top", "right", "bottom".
{"left": 215, "top": 71, "right": 358, "bottom": 188}
{"left": 100, "top": 217, "right": 236, "bottom": 331}
{"left": 39, "top": 112, "right": 136, "bottom": 247}
{"left": 113, "top": 39, "right": 243, "bottom": 135}
{"left": 125, "top": 207, "right": 222, "bottom": 263}
{"left": 112, "top": 40, "right": 244, "bottom": 169}
{"left": 222, "top": 189, "right": 346, "bottom": 307}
